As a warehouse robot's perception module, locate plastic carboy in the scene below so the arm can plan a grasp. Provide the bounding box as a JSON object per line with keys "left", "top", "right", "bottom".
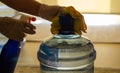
{"left": 37, "top": 14, "right": 96, "bottom": 73}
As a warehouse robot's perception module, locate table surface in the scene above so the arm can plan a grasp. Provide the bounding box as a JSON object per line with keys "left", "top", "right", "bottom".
{"left": 14, "top": 66, "right": 120, "bottom": 73}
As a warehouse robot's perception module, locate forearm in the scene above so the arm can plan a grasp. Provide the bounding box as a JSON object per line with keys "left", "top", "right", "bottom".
{"left": 0, "top": 17, "right": 6, "bottom": 32}
{"left": 0, "top": 17, "right": 11, "bottom": 35}
{"left": 0, "top": 17, "right": 3, "bottom": 32}
{"left": 38, "top": 4, "right": 62, "bottom": 20}
{"left": 1, "top": 0, "right": 62, "bottom": 21}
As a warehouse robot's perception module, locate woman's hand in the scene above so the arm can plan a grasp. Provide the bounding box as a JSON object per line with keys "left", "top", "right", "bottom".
{"left": 0, "top": 17, "right": 36, "bottom": 41}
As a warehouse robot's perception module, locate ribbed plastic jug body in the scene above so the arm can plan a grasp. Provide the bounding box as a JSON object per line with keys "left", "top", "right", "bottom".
{"left": 38, "top": 34, "right": 96, "bottom": 73}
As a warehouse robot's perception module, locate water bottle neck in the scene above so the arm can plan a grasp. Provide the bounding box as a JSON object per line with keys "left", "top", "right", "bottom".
{"left": 54, "top": 34, "right": 80, "bottom": 39}
{"left": 58, "top": 14, "right": 75, "bottom": 35}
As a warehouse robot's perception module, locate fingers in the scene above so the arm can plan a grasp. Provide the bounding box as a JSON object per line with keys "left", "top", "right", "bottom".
{"left": 9, "top": 22, "right": 36, "bottom": 41}
{"left": 7, "top": 31, "right": 25, "bottom": 41}
{"left": 13, "top": 34, "right": 25, "bottom": 41}
{"left": 0, "top": 17, "right": 36, "bottom": 41}
{"left": 22, "top": 22, "right": 36, "bottom": 34}
{"left": 23, "top": 28, "right": 36, "bottom": 34}
{"left": 23, "top": 22, "right": 36, "bottom": 29}
{"left": 12, "top": 21, "right": 36, "bottom": 41}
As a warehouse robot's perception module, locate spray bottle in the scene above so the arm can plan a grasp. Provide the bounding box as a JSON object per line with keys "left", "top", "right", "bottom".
{"left": 0, "top": 15, "right": 36, "bottom": 73}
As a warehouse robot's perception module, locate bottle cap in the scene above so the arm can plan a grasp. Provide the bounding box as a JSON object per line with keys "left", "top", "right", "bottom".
{"left": 59, "top": 14, "right": 74, "bottom": 35}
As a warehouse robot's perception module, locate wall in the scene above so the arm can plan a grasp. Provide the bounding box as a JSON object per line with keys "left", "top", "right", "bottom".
{"left": 94, "top": 43, "right": 120, "bottom": 69}
{"left": 111, "top": 0, "right": 120, "bottom": 13}
{"left": 38, "top": 0, "right": 120, "bottom": 13}
{"left": 57, "top": 0, "right": 111, "bottom": 13}
{"left": 40, "top": 0, "right": 58, "bottom": 5}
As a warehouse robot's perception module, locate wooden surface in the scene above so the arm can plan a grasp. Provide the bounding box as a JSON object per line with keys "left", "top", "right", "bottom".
{"left": 14, "top": 66, "right": 120, "bottom": 73}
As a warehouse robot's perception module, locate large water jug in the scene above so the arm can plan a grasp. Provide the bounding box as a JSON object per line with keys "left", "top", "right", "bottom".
{"left": 38, "top": 14, "right": 96, "bottom": 73}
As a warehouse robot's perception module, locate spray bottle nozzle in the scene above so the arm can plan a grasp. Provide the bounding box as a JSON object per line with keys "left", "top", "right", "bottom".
{"left": 28, "top": 17, "right": 36, "bottom": 23}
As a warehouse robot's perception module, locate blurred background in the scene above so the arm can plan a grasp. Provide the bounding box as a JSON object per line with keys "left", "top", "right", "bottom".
{"left": 0, "top": 0, "right": 120, "bottom": 70}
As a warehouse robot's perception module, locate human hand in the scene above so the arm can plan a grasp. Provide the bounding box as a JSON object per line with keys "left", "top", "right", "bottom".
{"left": 51, "top": 6, "right": 87, "bottom": 35}
{"left": 0, "top": 17, "right": 36, "bottom": 41}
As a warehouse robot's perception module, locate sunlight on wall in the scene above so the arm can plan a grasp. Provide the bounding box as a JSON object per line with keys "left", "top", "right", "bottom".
{"left": 83, "top": 14, "right": 120, "bottom": 26}
{"left": 57, "top": 0, "right": 111, "bottom": 13}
